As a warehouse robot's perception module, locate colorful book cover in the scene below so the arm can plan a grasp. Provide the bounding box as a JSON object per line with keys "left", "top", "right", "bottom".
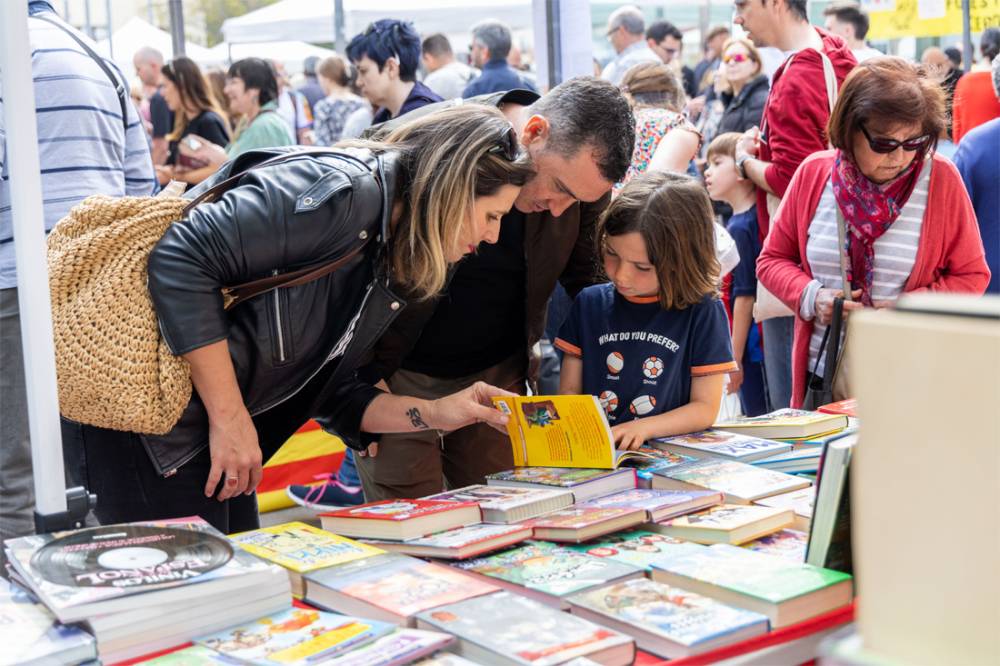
{"left": 230, "top": 522, "right": 384, "bottom": 573}
{"left": 621, "top": 447, "right": 699, "bottom": 486}
{"left": 817, "top": 398, "right": 857, "bottom": 417}
{"left": 652, "top": 544, "right": 852, "bottom": 604}
{"left": 486, "top": 467, "right": 631, "bottom": 488}
{"left": 309, "top": 555, "right": 498, "bottom": 618}
{"left": 653, "top": 430, "right": 791, "bottom": 460}
{"left": 578, "top": 489, "right": 722, "bottom": 518}
{"left": 566, "top": 530, "right": 705, "bottom": 571}
{"left": 655, "top": 458, "right": 809, "bottom": 501}
{"left": 742, "top": 530, "right": 808, "bottom": 563}
{"left": 326, "top": 629, "right": 455, "bottom": 666}
{"left": 452, "top": 542, "right": 642, "bottom": 598}
{"left": 424, "top": 485, "right": 571, "bottom": 511}
{"left": 365, "top": 524, "right": 529, "bottom": 550}
{"left": 139, "top": 645, "right": 237, "bottom": 664}
{"left": 715, "top": 408, "right": 834, "bottom": 428}
{"left": 755, "top": 487, "right": 815, "bottom": 520}
{"left": 568, "top": 578, "right": 769, "bottom": 649}
{"left": 0, "top": 578, "right": 96, "bottom": 664}
{"left": 530, "top": 506, "right": 642, "bottom": 530}
{"left": 413, "top": 653, "right": 481, "bottom": 666}
{"left": 713, "top": 409, "right": 848, "bottom": 439}
{"left": 321, "top": 499, "right": 477, "bottom": 522}
{"left": 417, "top": 591, "right": 633, "bottom": 665}
{"left": 661, "top": 504, "right": 789, "bottom": 532}
{"left": 196, "top": 608, "right": 395, "bottom": 664}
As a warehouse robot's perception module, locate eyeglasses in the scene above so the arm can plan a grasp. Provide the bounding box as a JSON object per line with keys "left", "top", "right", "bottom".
{"left": 488, "top": 125, "right": 519, "bottom": 161}
{"left": 723, "top": 53, "right": 751, "bottom": 64}
{"left": 860, "top": 123, "right": 932, "bottom": 154}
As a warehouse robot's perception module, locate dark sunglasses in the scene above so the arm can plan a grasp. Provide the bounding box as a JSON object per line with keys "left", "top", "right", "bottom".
{"left": 860, "top": 124, "right": 932, "bottom": 154}
{"left": 488, "top": 125, "right": 519, "bottom": 161}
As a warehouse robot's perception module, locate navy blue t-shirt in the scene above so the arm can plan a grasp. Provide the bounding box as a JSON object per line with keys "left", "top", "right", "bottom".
{"left": 726, "top": 206, "right": 763, "bottom": 363}
{"left": 555, "top": 283, "right": 736, "bottom": 424}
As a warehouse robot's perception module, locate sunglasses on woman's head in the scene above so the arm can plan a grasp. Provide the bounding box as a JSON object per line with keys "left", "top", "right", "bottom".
{"left": 488, "top": 125, "right": 519, "bottom": 161}
{"left": 860, "top": 124, "right": 932, "bottom": 154}
{"left": 723, "top": 53, "right": 750, "bottom": 64}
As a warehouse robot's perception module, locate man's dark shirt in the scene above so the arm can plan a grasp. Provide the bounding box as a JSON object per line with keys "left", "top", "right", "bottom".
{"left": 462, "top": 60, "right": 537, "bottom": 98}
{"left": 372, "top": 81, "right": 443, "bottom": 125}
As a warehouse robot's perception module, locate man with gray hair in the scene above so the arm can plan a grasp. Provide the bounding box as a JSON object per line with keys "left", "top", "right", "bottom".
{"left": 601, "top": 5, "right": 659, "bottom": 85}
{"left": 462, "top": 19, "right": 536, "bottom": 97}
{"left": 133, "top": 45, "right": 172, "bottom": 165}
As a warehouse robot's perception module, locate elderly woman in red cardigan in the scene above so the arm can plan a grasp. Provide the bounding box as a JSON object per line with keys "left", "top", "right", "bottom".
{"left": 757, "top": 57, "right": 990, "bottom": 408}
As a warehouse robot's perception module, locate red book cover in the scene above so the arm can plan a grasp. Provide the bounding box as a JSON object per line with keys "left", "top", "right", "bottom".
{"left": 817, "top": 399, "right": 857, "bottom": 417}
{"left": 320, "top": 499, "right": 479, "bottom": 522}
{"left": 529, "top": 506, "right": 642, "bottom": 529}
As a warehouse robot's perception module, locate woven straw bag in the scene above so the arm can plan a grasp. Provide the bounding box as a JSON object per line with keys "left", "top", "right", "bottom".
{"left": 48, "top": 195, "right": 193, "bottom": 434}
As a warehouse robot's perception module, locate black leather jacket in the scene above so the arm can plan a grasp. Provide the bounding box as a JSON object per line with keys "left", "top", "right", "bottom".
{"left": 718, "top": 74, "right": 770, "bottom": 135}
{"left": 143, "top": 147, "right": 405, "bottom": 476}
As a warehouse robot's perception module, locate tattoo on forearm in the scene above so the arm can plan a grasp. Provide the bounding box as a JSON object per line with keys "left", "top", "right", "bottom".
{"left": 407, "top": 407, "right": 429, "bottom": 430}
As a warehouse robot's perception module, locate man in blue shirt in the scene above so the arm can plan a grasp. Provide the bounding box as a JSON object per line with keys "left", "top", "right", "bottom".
{"left": 462, "top": 20, "right": 537, "bottom": 97}
{"left": 1, "top": 1, "right": 156, "bottom": 542}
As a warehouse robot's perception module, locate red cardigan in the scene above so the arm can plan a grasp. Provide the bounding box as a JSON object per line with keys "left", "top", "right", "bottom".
{"left": 757, "top": 150, "right": 991, "bottom": 407}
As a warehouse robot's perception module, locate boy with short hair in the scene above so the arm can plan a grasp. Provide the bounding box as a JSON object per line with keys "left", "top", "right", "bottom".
{"left": 704, "top": 132, "right": 767, "bottom": 416}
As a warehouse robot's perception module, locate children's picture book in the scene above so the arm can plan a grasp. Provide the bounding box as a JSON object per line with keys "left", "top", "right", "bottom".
{"left": 0, "top": 578, "right": 96, "bottom": 665}
{"left": 650, "top": 544, "right": 853, "bottom": 628}
{"left": 362, "top": 523, "right": 532, "bottom": 560}
{"left": 742, "top": 529, "right": 808, "bottom": 563}
{"left": 651, "top": 458, "right": 811, "bottom": 504}
{"left": 325, "top": 629, "right": 456, "bottom": 666}
{"left": 817, "top": 398, "right": 857, "bottom": 417}
{"left": 229, "top": 522, "right": 385, "bottom": 596}
{"left": 528, "top": 506, "right": 647, "bottom": 543}
{"left": 566, "top": 577, "right": 770, "bottom": 659}
{"left": 652, "top": 430, "right": 791, "bottom": 462}
{"left": 138, "top": 645, "right": 236, "bottom": 664}
{"left": 713, "top": 408, "right": 849, "bottom": 440}
{"left": 492, "top": 395, "right": 660, "bottom": 469}
{"left": 566, "top": 530, "right": 705, "bottom": 571}
{"left": 423, "top": 485, "right": 573, "bottom": 523}
{"left": 415, "top": 591, "right": 635, "bottom": 665}
{"left": 648, "top": 504, "right": 793, "bottom": 545}
{"left": 755, "top": 487, "right": 815, "bottom": 532}
{"left": 578, "top": 488, "right": 723, "bottom": 523}
{"left": 319, "top": 500, "right": 481, "bottom": 541}
{"left": 451, "top": 541, "right": 643, "bottom": 608}
{"left": 303, "top": 553, "right": 499, "bottom": 626}
{"left": 619, "top": 447, "right": 699, "bottom": 489}
{"left": 485, "top": 467, "right": 636, "bottom": 503}
{"left": 196, "top": 608, "right": 395, "bottom": 664}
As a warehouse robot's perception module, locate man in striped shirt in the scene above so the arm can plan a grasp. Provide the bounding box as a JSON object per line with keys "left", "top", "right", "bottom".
{"left": 0, "top": 1, "right": 156, "bottom": 541}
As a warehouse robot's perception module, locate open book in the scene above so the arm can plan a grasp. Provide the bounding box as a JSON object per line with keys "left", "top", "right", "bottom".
{"left": 492, "top": 395, "right": 659, "bottom": 469}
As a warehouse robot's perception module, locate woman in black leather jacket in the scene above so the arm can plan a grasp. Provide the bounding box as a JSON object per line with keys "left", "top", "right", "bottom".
{"left": 63, "top": 105, "right": 534, "bottom": 533}
{"left": 716, "top": 38, "right": 770, "bottom": 135}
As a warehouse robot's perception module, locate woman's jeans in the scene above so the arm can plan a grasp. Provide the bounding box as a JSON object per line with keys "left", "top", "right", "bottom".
{"left": 762, "top": 316, "right": 795, "bottom": 411}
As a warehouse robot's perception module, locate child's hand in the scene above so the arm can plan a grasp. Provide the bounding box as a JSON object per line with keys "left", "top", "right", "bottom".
{"left": 726, "top": 367, "right": 744, "bottom": 395}
{"left": 611, "top": 420, "right": 650, "bottom": 451}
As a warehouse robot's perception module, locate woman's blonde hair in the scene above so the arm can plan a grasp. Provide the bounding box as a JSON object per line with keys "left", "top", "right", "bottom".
{"left": 598, "top": 170, "right": 719, "bottom": 310}
{"left": 348, "top": 105, "right": 533, "bottom": 300}
{"left": 717, "top": 37, "right": 763, "bottom": 96}
{"left": 620, "top": 62, "right": 687, "bottom": 112}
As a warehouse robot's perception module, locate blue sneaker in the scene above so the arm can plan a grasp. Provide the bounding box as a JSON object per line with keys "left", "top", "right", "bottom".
{"left": 286, "top": 474, "right": 365, "bottom": 511}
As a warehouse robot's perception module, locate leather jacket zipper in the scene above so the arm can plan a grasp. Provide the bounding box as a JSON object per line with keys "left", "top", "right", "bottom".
{"left": 272, "top": 269, "right": 287, "bottom": 363}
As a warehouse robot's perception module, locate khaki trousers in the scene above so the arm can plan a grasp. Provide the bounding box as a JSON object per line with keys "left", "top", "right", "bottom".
{"left": 356, "top": 355, "right": 526, "bottom": 500}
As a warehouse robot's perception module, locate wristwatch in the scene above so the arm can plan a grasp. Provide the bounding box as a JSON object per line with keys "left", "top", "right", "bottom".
{"left": 736, "top": 153, "right": 753, "bottom": 180}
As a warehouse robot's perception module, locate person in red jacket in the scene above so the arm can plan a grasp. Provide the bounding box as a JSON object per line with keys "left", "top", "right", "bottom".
{"left": 756, "top": 58, "right": 990, "bottom": 409}
{"left": 730, "top": 0, "right": 857, "bottom": 411}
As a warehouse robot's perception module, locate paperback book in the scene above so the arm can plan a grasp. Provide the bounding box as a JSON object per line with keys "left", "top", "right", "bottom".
{"left": 578, "top": 488, "right": 723, "bottom": 522}
{"left": 713, "top": 408, "right": 849, "bottom": 440}
{"left": 362, "top": 523, "right": 532, "bottom": 560}
{"left": 650, "top": 458, "right": 810, "bottom": 504}
{"left": 817, "top": 398, "right": 857, "bottom": 417}
{"left": 0, "top": 578, "right": 96, "bottom": 665}
{"left": 423, "top": 485, "right": 573, "bottom": 524}
{"left": 647, "top": 504, "right": 793, "bottom": 545}
{"left": 325, "top": 629, "right": 456, "bottom": 666}
{"left": 742, "top": 529, "right": 808, "bottom": 563}
{"left": 619, "top": 447, "right": 698, "bottom": 489}
{"left": 229, "top": 522, "right": 384, "bottom": 596}
{"left": 303, "top": 553, "right": 498, "bottom": 626}
{"left": 415, "top": 590, "right": 635, "bottom": 665}
{"left": 527, "top": 506, "right": 646, "bottom": 543}
{"left": 492, "top": 395, "right": 661, "bottom": 469}
{"left": 755, "top": 487, "right": 815, "bottom": 532}
{"left": 806, "top": 435, "right": 856, "bottom": 574}
{"left": 652, "top": 430, "right": 791, "bottom": 462}
{"left": 566, "top": 577, "right": 770, "bottom": 659}
{"left": 196, "top": 608, "right": 395, "bottom": 664}
{"left": 566, "top": 530, "right": 705, "bottom": 571}
{"left": 451, "top": 541, "right": 643, "bottom": 609}
{"left": 650, "top": 544, "right": 853, "bottom": 627}
{"left": 319, "top": 500, "right": 481, "bottom": 541}
{"left": 485, "top": 467, "right": 636, "bottom": 503}
{"left": 750, "top": 447, "right": 822, "bottom": 474}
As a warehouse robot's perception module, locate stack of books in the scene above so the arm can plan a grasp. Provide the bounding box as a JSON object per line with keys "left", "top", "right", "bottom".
{"left": 0, "top": 577, "right": 96, "bottom": 664}
{"left": 4, "top": 517, "right": 291, "bottom": 663}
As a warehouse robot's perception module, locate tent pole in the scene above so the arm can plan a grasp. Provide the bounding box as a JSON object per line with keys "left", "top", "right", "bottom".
{"left": 334, "top": 0, "right": 346, "bottom": 53}
{"left": 105, "top": 0, "right": 114, "bottom": 59}
{"left": 169, "top": 0, "right": 185, "bottom": 57}
{"left": 961, "top": 0, "right": 972, "bottom": 73}
{"left": 0, "top": 1, "right": 94, "bottom": 533}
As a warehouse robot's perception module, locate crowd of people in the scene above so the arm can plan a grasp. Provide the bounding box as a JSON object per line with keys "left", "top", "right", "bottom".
{"left": 0, "top": 0, "right": 996, "bottom": 541}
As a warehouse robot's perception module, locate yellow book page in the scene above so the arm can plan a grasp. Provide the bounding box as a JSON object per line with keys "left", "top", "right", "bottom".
{"left": 492, "top": 395, "right": 616, "bottom": 469}
{"left": 230, "top": 522, "right": 384, "bottom": 572}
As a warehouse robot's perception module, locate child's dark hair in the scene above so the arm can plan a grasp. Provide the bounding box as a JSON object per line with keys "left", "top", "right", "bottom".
{"left": 598, "top": 171, "right": 720, "bottom": 310}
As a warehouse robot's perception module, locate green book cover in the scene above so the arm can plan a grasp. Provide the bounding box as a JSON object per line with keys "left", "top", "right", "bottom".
{"left": 653, "top": 544, "right": 851, "bottom": 603}
{"left": 566, "top": 530, "right": 705, "bottom": 571}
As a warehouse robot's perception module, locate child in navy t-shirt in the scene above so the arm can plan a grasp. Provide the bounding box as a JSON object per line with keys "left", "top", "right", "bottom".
{"left": 555, "top": 171, "right": 737, "bottom": 450}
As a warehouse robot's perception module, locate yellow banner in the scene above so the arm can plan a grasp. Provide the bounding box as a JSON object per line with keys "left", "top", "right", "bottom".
{"left": 866, "top": 0, "right": 1000, "bottom": 39}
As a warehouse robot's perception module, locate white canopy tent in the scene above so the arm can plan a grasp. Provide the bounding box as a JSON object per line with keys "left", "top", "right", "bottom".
{"left": 221, "top": 0, "right": 534, "bottom": 44}
{"left": 97, "top": 16, "right": 212, "bottom": 79}
{"left": 198, "top": 41, "right": 338, "bottom": 75}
